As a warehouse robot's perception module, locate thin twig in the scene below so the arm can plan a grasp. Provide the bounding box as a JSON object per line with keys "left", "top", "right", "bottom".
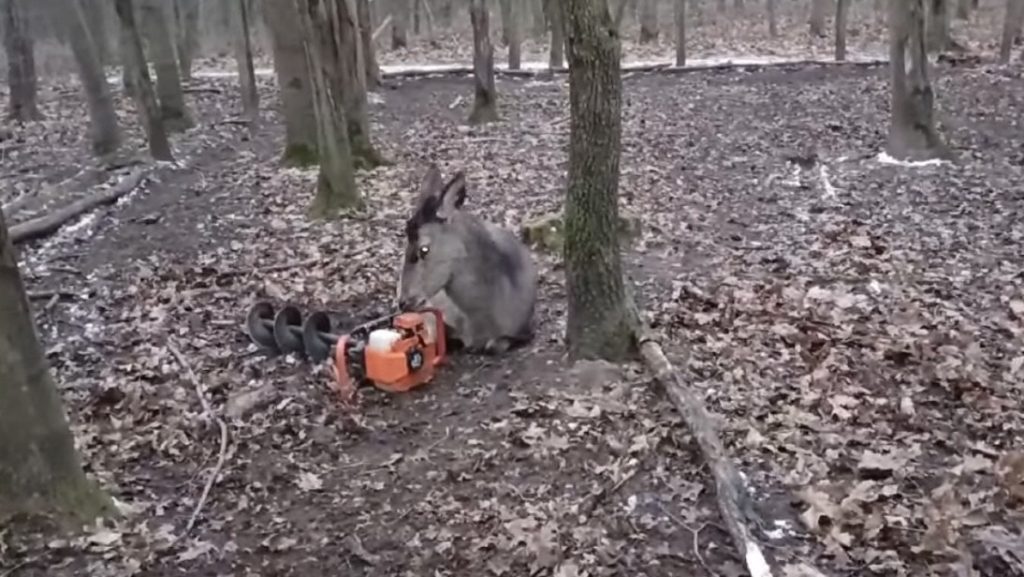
{"left": 27, "top": 290, "right": 76, "bottom": 301}
{"left": 167, "top": 339, "right": 230, "bottom": 536}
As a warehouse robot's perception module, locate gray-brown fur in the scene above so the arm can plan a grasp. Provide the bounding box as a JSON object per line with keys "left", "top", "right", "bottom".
{"left": 396, "top": 165, "right": 537, "bottom": 354}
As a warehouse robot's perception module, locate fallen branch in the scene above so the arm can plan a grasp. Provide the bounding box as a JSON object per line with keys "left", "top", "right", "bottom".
{"left": 27, "top": 290, "right": 77, "bottom": 301}
{"left": 624, "top": 283, "right": 777, "bottom": 577}
{"left": 167, "top": 340, "right": 230, "bottom": 537}
{"left": 183, "top": 86, "right": 224, "bottom": 94}
{"left": 372, "top": 13, "right": 393, "bottom": 43}
{"left": 10, "top": 167, "right": 149, "bottom": 244}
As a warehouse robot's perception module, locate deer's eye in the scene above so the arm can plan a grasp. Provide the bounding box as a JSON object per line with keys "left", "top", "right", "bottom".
{"left": 419, "top": 245, "right": 430, "bottom": 258}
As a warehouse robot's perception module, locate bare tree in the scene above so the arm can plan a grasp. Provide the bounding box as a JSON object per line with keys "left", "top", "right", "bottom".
{"left": 265, "top": 0, "right": 318, "bottom": 166}
{"left": 502, "top": 0, "right": 522, "bottom": 69}
{"left": 2, "top": 0, "right": 42, "bottom": 121}
{"left": 229, "top": 0, "right": 260, "bottom": 121}
{"left": 926, "top": 0, "right": 950, "bottom": 52}
{"left": 810, "top": 0, "right": 828, "bottom": 37}
{"left": 54, "top": 0, "right": 122, "bottom": 156}
{"left": 296, "top": 0, "right": 361, "bottom": 216}
{"left": 559, "top": 0, "right": 633, "bottom": 361}
{"left": 767, "top": 0, "right": 778, "bottom": 37}
{"left": 81, "top": 0, "right": 111, "bottom": 66}
{"left": 175, "top": 0, "right": 200, "bottom": 82}
{"left": 468, "top": 0, "right": 497, "bottom": 124}
{"left": 888, "top": 0, "right": 948, "bottom": 160}
{"left": 333, "top": 0, "right": 384, "bottom": 167}
{"left": 1000, "top": 0, "right": 1024, "bottom": 64}
{"left": 357, "top": 0, "right": 381, "bottom": 88}
{"left": 675, "top": 0, "right": 686, "bottom": 66}
{"left": 140, "top": 0, "right": 193, "bottom": 131}
{"left": 955, "top": 0, "right": 971, "bottom": 19}
{"left": 116, "top": 0, "right": 173, "bottom": 161}
{"left": 639, "top": 0, "right": 658, "bottom": 42}
{"left": 0, "top": 207, "right": 116, "bottom": 525}
{"left": 836, "top": 0, "right": 850, "bottom": 61}
{"left": 391, "top": 0, "right": 409, "bottom": 48}
{"left": 546, "top": 0, "right": 565, "bottom": 69}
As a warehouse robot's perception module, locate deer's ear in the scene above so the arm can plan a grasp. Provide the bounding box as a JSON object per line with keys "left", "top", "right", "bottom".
{"left": 417, "top": 164, "right": 444, "bottom": 203}
{"left": 436, "top": 171, "right": 467, "bottom": 219}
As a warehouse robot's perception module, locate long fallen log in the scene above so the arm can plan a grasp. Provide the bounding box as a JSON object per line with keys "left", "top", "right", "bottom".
{"left": 623, "top": 283, "right": 776, "bottom": 577}
{"left": 10, "top": 167, "right": 150, "bottom": 244}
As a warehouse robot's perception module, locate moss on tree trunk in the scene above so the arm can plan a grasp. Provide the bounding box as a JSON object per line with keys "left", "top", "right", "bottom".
{"left": 560, "top": 0, "right": 634, "bottom": 362}
{"left": 265, "top": 0, "right": 319, "bottom": 167}
{"left": 0, "top": 208, "right": 115, "bottom": 527}
{"left": 888, "top": 0, "right": 950, "bottom": 161}
{"left": 334, "top": 0, "right": 386, "bottom": 168}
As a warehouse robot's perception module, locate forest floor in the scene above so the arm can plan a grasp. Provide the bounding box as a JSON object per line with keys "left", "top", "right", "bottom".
{"left": 2, "top": 15, "right": 1024, "bottom": 577}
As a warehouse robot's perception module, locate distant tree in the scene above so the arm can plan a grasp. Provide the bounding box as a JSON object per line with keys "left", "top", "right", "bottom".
{"left": 0, "top": 207, "right": 116, "bottom": 526}
{"left": 391, "top": 0, "right": 409, "bottom": 48}
{"left": 264, "top": 0, "right": 318, "bottom": 166}
{"left": 116, "top": 0, "right": 173, "bottom": 161}
{"left": 53, "top": 0, "right": 122, "bottom": 157}
{"left": 639, "top": 0, "right": 658, "bottom": 43}
{"left": 333, "top": 0, "right": 385, "bottom": 167}
{"left": 229, "top": 0, "right": 259, "bottom": 121}
{"left": 81, "top": 0, "right": 111, "bottom": 66}
{"left": 296, "top": 0, "right": 362, "bottom": 216}
{"left": 560, "top": 0, "right": 634, "bottom": 361}
{"left": 810, "top": 0, "right": 828, "bottom": 37}
{"left": 955, "top": 0, "right": 971, "bottom": 19}
{"left": 357, "top": 0, "right": 381, "bottom": 88}
{"left": 2, "top": 0, "right": 42, "bottom": 121}
{"left": 926, "top": 0, "right": 950, "bottom": 52}
{"left": 835, "top": 0, "right": 850, "bottom": 60}
{"left": 139, "top": 0, "right": 193, "bottom": 131}
{"left": 888, "top": 0, "right": 948, "bottom": 160}
{"left": 501, "top": 0, "right": 522, "bottom": 69}
{"left": 675, "top": 0, "right": 686, "bottom": 66}
{"left": 175, "top": 0, "right": 201, "bottom": 83}
{"left": 545, "top": 0, "right": 565, "bottom": 69}
{"left": 767, "top": 0, "right": 778, "bottom": 37}
{"left": 1000, "top": 0, "right": 1024, "bottom": 64}
{"left": 468, "top": 0, "right": 498, "bottom": 124}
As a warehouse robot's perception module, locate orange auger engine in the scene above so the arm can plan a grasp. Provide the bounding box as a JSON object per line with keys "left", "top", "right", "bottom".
{"left": 246, "top": 302, "right": 447, "bottom": 402}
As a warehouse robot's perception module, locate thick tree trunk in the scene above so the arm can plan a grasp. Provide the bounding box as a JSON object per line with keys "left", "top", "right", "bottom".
{"left": 175, "top": 0, "right": 200, "bottom": 83}
{"left": 81, "top": 0, "right": 111, "bottom": 66}
{"left": 296, "top": 0, "right": 361, "bottom": 216}
{"left": 810, "top": 0, "right": 828, "bottom": 37}
{"left": 546, "top": 0, "right": 565, "bottom": 69}
{"left": 531, "top": 0, "right": 547, "bottom": 36}
{"left": 926, "top": 0, "right": 950, "bottom": 52}
{"left": 3, "top": 0, "right": 43, "bottom": 121}
{"left": 499, "top": 0, "right": 512, "bottom": 45}
{"left": 468, "top": 0, "right": 498, "bottom": 124}
{"left": 357, "top": 0, "right": 381, "bottom": 89}
{"left": 1000, "top": 0, "right": 1024, "bottom": 63}
{"left": 264, "top": 0, "right": 319, "bottom": 166}
{"left": 116, "top": 0, "right": 173, "bottom": 161}
{"left": 767, "top": 0, "right": 778, "bottom": 37}
{"left": 835, "top": 0, "right": 849, "bottom": 60}
{"left": 0, "top": 207, "right": 115, "bottom": 525}
{"left": 674, "top": 0, "right": 685, "bottom": 66}
{"left": 560, "top": 0, "right": 633, "bottom": 362}
{"left": 888, "top": 0, "right": 948, "bottom": 160}
{"left": 639, "top": 0, "right": 658, "bottom": 43}
{"left": 58, "top": 0, "right": 122, "bottom": 157}
{"left": 955, "top": 0, "right": 971, "bottom": 19}
{"left": 140, "top": 0, "right": 193, "bottom": 131}
{"left": 334, "top": 0, "right": 384, "bottom": 167}
{"left": 503, "top": 0, "right": 522, "bottom": 69}
{"left": 391, "top": 0, "right": 409, "bottom": 48}
{"left": 230, "top": 0, "right": 260, "bottom": 121}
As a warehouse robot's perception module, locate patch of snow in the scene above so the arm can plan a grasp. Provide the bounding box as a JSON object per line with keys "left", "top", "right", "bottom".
{"left": 875, "top": 151, "right": 948, "bottom": 167}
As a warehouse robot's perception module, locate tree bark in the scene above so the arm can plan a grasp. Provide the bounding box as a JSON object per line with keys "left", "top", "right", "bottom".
{"left": 835, "top": 0, "right": 849, "bottom": 61}
{"left": 888, "top": 0, "right": 948, "bottom": 160}
{"left": 810, "top": 0, "right": 828, "bottom": 37}
{"left": 1000, "top": 0, "right": 1024, "bottom": 64}
{"left": 926, "top": 0, "right": 950, "bottom": 52}
{"left": 468, "top": 0, "right": 498, "bottom": 124}
{"left": 139, "top": 0, "right": 193, "bottom": 131}
{"left": 955, "top": 0, "right": 971, "bottom": 19}
{"left": 391, "top": 0, "right": 409, "bottom": 48}
{"left": 264, "top": 0, "right": 319, "bottom": 166}
{"left": 639, "top": 0, "right": 658, "bottom": 43}
{"left": 0, "top": 207, "right": 115, "bottom": 525}
{"left": 81, "top": 0, "right": 111, "bottom": 66}
{"left": 175, "top": 0, "right": 200, "bottom": 83}
{"left": 116, "top": 0, "right": 173, "bottom": 161}
{"left": 2, "top": 0, "right": 43, "bottom": 121}
{"left": 560, "top": 0, "right": 633, "bottom": 362}
{"left": 296, "top": 0, "right": 362, "bottom": 216}
{"left": 56, "top": 0, "right": 122, "bottom": 157}
{"left": 334, "top": 0, "right": 384, "bottom": 168}
{"left": 546, "top": 0, "right": 565, "bottom": 69}
{"left": 230, "top": 0, "right": 260, "bottom": 121}
{"left": 767, "top": 0, "right": 778, "bottom": 37}
{"left": 674, "top": 0, "right": 685, "bottom": 66}
{"left": 357, "top": 0, "right": 381, "bottom": 89}
{"left": 503, "top": 0, "right": 522, "bottom": 69}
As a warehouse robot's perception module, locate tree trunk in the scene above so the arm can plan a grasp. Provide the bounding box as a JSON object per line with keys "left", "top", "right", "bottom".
{"left": 810, "top": 0, "right": 828, "bottom": 37}
{"left": 559, "top": 0, "right": 633, "bottom": 362}
{"left": 175, "top": 0, "right": 200, "bottom": 83}
{"left": 835, "top": 0, "right": 849, "bottom": 60}
{"left": 81, "top": 0, "right": 111, "bottom": 66}
{"left": 531, "top": 0, "right": 547, "bottom": 36}
{"left": 3, "top": 0, "right": 43, "bottom": 121}
{"left": 412, "top": 0, "right": 421, "bottom": 33}
{"left": 468, "top": 0, "right": 498, "bottom": 124}
{"left": 926, "top": 0, "right": 950, "bottom": 52}
{"left": 357, "top": 0, "right": 381, "bottom": 89}
{"left": 391, "top": 0, "right": 409, "bottom": 48}
{"left": 546, "top": 0, "right": 565, "bottom": 69}
{"left": 230, "top": 0, "right": 260, "bottom": 121}
{"left": 334, "top": 0, "right": 384, "bottom": 168}
{"left": 674, "top": 0, "right": 685, "bottom": 66}
{"left": 955, "top": 0, "right": 971, "bottom": 19}
{"left": 116, "top": 0, "right": 173, "bottom": 161}
{"left": 139, "top": 0, "right": 193, "bottom": 131}
{"left": 265, "top": 0, "right": 319, "bottom": 166}
{"left": 296, "top": 0, "right": 361, "bottom": 216}
{"left": 0, "top": 207, "right": 115, "bottom": 525}
{"left": 888, "top": 0, "right": 948, "bottom": 160}
{"left": 499, "top": 0, "right": 512, "bottom": 45}
{"left": 767, "top": 0, "right": 778, "bottom": 37}
{"left": 57, "top": 0, "right": 122, "bottom": 157}
{"left": 1000, "top": 0, "right": 1024, "bottom": 63}
{"left": 504, "top": 0, "right": 522, "bottom": 69}
{"left": 639, "top": 0, "right": 658, "bottom": 43}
